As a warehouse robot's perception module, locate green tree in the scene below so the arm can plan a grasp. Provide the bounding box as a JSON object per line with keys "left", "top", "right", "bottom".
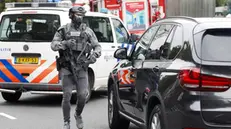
{"left": 0, "top": 3, "right": 4, "bottom": 12}
{"left": 216, "top": 0, "right": 228, "bottom": 7}
{"left": 0, "top": 0, "right": 17, "bottom": 12}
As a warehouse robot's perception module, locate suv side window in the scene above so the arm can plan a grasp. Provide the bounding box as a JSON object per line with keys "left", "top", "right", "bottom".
{"left": 131, "top": 25, "right": 159, "bottom": 60}
{"left": 146, "top": 24, "right": 174, "bottom": 60}
{"left": 167, "top": 25, "right": 183, "bottom": 59}
{"left": 112, "top": 18, "right": 129, "bottom": 44}
{"left": 137, "top": 25, "right": 159, "bottom": 47}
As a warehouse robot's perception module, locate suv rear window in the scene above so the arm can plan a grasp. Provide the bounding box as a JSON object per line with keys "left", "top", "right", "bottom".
{"left": 0, "top": 14, "right": 60, "bottom": 42}
{"left": 194, "top": 29, "right": 231, "bottom": 62}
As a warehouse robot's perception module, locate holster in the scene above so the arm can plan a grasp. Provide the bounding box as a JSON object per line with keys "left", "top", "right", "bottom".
{"left": 56, "top": 56, "right": 62, "bottom": 71}
{"left": 56, "top": 55, "right": 71, "bottom": 71}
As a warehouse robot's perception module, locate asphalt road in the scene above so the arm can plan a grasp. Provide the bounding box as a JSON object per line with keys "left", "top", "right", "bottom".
{"left": 0, "top": 91, "right": 139, "bottom": 129}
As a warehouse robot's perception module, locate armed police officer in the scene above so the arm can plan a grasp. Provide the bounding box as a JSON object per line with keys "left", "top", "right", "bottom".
{"left": 50, "top": 6, "right": 101, "bottom": 129}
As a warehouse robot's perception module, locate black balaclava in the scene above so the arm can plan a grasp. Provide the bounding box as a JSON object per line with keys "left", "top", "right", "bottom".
{"left": 71, "top": 14, "right": 83, "bottom": 28}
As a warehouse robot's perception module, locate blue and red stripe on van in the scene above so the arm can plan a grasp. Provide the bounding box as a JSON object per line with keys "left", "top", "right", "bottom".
{"left": 0, "top": 59, "right": 29, "bottom": 83}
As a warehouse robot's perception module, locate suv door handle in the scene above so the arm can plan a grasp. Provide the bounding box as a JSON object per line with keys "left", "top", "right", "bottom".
{"left": 111, "top": 46, "right": 115, "bottom": 48}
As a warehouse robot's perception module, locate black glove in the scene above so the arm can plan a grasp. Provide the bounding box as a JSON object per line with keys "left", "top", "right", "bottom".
{"left": 61, "top": 39, "right": 76, "bottom": 48}
{"left": 92, "top": 52, "right": 100, "bottom": 58}
{"left": 56, "top": 43, "right": 66, "bottom": 50}
{"left": 87, "top": 53, "right": 97, "bottom": 64}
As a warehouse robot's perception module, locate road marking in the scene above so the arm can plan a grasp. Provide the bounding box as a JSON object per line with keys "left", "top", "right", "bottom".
{"left": 0, "top": 113, "right": 17, "bottom": 120}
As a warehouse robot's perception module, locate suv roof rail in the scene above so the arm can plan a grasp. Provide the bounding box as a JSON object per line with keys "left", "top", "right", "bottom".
{"left": 156, "top": 16, "right": 199, "bottom": 23}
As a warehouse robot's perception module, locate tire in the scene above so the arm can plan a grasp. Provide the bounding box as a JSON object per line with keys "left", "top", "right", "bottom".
{"left": 108, "top": 84, "right": 130, "bottom": 129}
{"left": 1, "top": 92, "right": 22, "bottom": 102}
{"left": 148, "top": 104, "right": 165, "bottom": 129}
{"left": 70, "top": 71, "right": 93, "bottom": 104}
{"left": 71, "top": 93, "right": 77, "bottom": 104}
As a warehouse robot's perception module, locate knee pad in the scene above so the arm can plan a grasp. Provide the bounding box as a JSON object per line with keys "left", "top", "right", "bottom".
{"left": 77, "top": 90, "right": 87, "bottom": 99}
{"left": 62, "top": 92, "right": 72, "bottom": 101}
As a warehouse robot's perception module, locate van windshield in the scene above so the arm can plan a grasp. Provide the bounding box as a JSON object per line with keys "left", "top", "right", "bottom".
{"left": 194, "top": 29, "right": 231, "bottom": 62}
{"left": 0, "top": 14, "right": 60, "bottom": 42}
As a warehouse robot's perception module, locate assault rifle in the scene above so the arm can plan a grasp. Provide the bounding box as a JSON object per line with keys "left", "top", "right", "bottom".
{"left": 56, "top": 28, "right": 92, "bottom": 84}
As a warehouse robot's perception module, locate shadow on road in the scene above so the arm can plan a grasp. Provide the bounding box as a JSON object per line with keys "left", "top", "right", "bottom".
{"left": 0, "top": 90, "right": 108, "bottom": 107}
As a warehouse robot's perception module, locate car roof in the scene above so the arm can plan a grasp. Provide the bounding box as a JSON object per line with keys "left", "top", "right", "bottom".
{"left": 154, "top": 16, "right": 231, "bottom": 33}
{"left": 194, "top": 17, "right": 231, "bottom": 23}
{"left": 156, "top": 16, "right": 231, "bottom": 24}
{"left": 4, "top": 7, "right": 119, "bottom": 18}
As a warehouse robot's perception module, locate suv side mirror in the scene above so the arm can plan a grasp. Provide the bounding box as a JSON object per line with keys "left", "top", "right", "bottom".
{"left": 145, "top": 49, "right": 161, "bottom": 60}
{"left": 114, "top": 48, "right": 128, "bottom": 59}
{"left": 160, "top": 43, "right": 170, "bottom": 58}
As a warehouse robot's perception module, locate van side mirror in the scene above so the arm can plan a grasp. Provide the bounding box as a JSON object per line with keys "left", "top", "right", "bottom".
{"left": 114, "top": 48, "right": 128, "bottom": 59}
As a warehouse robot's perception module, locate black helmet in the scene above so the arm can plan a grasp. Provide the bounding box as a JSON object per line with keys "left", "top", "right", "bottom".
{"left": 69, "top": 6, "right": 86, "bottom": 18}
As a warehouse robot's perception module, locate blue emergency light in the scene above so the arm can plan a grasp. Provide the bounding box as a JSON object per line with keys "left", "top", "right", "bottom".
{"left": 47, "top": 0, "right": 61, "bottom": 2}
{"left": 100, "top": 8, "right": 108, "bottom": 14}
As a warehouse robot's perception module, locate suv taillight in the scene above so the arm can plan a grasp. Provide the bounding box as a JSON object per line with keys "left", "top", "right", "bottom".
{"left": 178, "top": 68, "right": 230, "bottom": 92}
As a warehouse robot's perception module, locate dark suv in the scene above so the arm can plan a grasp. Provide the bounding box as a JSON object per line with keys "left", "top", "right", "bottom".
{"left": 107, "top": 16, "right": 231, "bottom": 129}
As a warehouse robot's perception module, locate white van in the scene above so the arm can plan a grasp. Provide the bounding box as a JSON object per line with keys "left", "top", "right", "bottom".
{"left": 0, "top": 2, "right": 136, "bottom": 102}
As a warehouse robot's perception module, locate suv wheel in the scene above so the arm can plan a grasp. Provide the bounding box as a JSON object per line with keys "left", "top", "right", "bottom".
{"left": 148, "top": 104, "right": 165, "bottom": 129}
{"left": 1, "top": 92, "right": 22, "bottom": 102}
{"left": 108, "top": 84, "right": 130, "bottom": 129}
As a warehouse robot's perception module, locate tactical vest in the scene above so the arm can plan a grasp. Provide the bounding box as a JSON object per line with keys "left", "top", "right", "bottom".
{"left": 56, "top": 23, "right": 92, "bottom": 71}
{"left": 64, "top": 23, "right": 90, "bottom": 53}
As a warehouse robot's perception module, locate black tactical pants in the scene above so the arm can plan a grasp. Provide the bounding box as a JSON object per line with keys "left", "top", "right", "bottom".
{"left": 60, "top": 68, "right": 88, "bottom": 122}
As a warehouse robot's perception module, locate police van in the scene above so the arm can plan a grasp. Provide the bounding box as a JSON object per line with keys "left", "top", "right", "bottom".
{"left": 0, "top": 2, "right": 135, "bottom": 102}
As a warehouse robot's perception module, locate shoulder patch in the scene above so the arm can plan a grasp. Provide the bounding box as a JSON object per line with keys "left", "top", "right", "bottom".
{"left": 57, "top": 25, "right": 67, "bottom": 35}
{"left": 57, "top": 25, "right": 65, "bottom": 31}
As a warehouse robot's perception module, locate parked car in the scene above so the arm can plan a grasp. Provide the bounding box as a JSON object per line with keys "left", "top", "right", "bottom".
{"left": 107, "top": 16, "right": 231, "bottom": 129}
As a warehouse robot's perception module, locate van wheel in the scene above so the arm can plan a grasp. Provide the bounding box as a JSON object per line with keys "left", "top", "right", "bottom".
{"left": 70, "top": 71, "right": 93, "bottom": 104}
{"left": 148, "top": 104, "right": 165, "bottom": 129}
{"left": 108, "top": 84, "right": 130, "bottom": 129}
{"left": 71, "top": 93, "right": 77, "bottom": 104}
{"left": 1, "top": 92, "right": 22, "bottom": 102}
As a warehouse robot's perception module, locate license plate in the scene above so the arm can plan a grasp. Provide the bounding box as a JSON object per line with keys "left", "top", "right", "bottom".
{"left": 15, "top": 57, "right": 39, "bottom": 64}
